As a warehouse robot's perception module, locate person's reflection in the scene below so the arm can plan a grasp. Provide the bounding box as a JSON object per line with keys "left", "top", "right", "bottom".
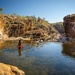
{"left": 18, "top": 39, "right": 22, "bottom": 56}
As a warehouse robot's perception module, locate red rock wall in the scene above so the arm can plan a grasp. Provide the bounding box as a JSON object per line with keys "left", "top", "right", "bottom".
{"left": 63, "top": 14, "right": 75, "bottom": 41}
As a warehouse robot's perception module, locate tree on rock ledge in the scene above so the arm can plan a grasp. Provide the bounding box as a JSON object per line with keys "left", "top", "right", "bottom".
{"left": 0, "top": 8, "right": 3, "bottom": 13}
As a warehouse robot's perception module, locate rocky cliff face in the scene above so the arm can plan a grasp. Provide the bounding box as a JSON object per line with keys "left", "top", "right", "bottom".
{"left": 0, "top": 14, "right": 59, "bottom": 41}
{"left": 63, "top": 14, "right": 75, "bottom": 41}
{"left": 52, "top": 22, "right": 65, "bottom": 34}
{"left": 0, "top": 62, "right": 25, "bottom": 75}
{"left": 0, "top": 16, "right": 4, "bottom": 39}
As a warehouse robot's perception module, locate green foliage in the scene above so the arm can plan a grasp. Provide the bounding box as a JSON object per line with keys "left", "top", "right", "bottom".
{"left": 0, "top": 8, "right": 3, "bottom": 13}
{"left": 52, "top": 22, "right": 64, "bottom": 34}
{"left": 0, "top": 13, "right": 58, "bottom": 38}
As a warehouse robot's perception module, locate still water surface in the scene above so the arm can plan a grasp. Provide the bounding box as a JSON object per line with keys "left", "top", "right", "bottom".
{"left": 0, "top": 41, "right": 75, "bottom": 75}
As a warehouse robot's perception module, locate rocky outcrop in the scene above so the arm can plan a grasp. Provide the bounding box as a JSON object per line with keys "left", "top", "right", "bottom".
{"left": 63, "top": 14, "right": 75, "bottom": 41}
{"left": 1, "top": 14, "right": 58, "bottom": 40}
{"left": 0, "top": 62, "right": 25, "bottom": 75}
{"left": 0, "top": 13, "right": 65, "bottom": 41}
{"left": 0, "top": 16, "right": 4, "bottom": 39}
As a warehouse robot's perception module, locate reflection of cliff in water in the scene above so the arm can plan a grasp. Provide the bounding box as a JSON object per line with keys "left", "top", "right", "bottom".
{"left": 62, "top": 42, "right": 75, "bottom": 57}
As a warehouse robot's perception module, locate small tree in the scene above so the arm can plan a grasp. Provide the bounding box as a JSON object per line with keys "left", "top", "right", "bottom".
{"left": 0, "top": 8, "right": 3, "bottom": 13}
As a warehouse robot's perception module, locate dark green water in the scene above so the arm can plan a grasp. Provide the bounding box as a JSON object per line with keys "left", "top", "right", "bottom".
{"left": 0, "top": 41, "right": 75, "bottom": 75}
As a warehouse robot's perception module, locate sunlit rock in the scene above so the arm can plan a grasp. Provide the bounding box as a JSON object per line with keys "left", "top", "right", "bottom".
{"left": 0, "top": 30, "right": 3, "bottom": 39}
{"left": 0, "top": 62, "right": 25, "bottom": 75}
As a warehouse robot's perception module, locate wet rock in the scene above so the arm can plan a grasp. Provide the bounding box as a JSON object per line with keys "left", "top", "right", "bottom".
{"left": 0, "top": 62, "right": 25, "bottom": 75}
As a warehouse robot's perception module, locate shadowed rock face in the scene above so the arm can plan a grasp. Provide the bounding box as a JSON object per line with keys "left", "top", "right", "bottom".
{"left": 63, "top": 14, "right": 75, "bottom": 41}
{"left": 0, "top": 62, "right": 25, "bottom": 75}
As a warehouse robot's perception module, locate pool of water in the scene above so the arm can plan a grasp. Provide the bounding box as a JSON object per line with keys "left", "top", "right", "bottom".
{"left": 0, "top": 41, "right": 75, "bottom": 75}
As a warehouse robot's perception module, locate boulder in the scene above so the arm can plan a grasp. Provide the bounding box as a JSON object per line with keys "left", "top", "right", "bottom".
{"left": 0, "top": 62, "right": 25, "bottom": 75}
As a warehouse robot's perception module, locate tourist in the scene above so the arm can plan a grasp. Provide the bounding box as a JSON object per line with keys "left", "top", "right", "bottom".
{"left": 18, "top": 39, "right": 22, "bottom": 56}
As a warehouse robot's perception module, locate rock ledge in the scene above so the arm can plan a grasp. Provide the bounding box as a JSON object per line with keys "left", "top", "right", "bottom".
{"left": 0, "top": 62, "right": 25, "bottom": 75}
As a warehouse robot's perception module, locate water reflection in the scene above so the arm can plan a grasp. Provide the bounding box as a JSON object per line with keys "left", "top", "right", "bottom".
{"left": 0, "top": 41, "right": 5, "bottom": 50}
{"left": 62, "top": 42, "right": 75, "bottom": 58}
{"left": 0, "top": 41, "right": 75, "bottom": 75}
{"left": 0, "top": 41, "right": 17, "bottom": 50}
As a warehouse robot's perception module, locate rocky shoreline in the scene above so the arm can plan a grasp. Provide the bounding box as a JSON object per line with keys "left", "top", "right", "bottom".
{"left": 0, "top": 35, "right": 68, "bottom": 43}
{"left": 0, "top": 33, "right": 64, "bottom": 42}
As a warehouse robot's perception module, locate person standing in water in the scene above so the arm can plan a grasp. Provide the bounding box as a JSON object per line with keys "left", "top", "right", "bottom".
{"left": 18, "top": 39, "right": 22, "bottom": 56}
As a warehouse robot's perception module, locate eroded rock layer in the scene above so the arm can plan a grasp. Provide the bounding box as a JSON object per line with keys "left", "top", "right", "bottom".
{"left": 63, "top": 14, "right": 75, "bottom": 41}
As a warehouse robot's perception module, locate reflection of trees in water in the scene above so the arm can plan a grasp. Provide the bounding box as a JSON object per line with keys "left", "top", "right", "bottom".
{"left": 0, "top": 40, "right": 37, "bottom": 56}
{"left": 0, "top": 41, "right": 5, "bottom": 50}
{"left": 0, "top": 40, "right": 46, "bottom": 75}
{"left": 22, "top": 40, "right": 36, "bottom": 46}
{"left": 0, "top": 41, "right": 17, "bottom": 50}
{"left": 0, "top": 40, "right": 35, "bottom": 49}
{"left": 62, "top": 42, "right": 75, "bottom": 57}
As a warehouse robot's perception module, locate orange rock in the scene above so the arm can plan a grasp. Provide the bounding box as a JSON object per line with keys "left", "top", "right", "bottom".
{"left": 0, "top": 63, "right": 25, "bottom": 75}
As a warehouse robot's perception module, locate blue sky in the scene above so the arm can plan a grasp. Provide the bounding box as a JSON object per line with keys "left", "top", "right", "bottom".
{"left": 0, "top": 0, "right": 75, "bottom": 23}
